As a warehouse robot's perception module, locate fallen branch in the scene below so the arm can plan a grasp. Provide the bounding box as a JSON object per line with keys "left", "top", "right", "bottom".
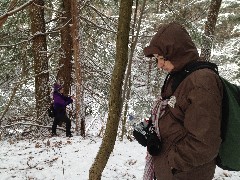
{"left": 1, "top": 122, "right": 65, "bottom": 131}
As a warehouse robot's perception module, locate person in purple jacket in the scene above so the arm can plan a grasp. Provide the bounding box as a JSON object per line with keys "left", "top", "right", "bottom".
{"left": 52, "top": 83, "right": 74, "bottom": 137}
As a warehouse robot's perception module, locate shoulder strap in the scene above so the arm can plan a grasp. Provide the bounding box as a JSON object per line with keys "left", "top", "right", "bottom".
{"left": 169, "top": 61, "right": 219, "bottom": 96}
{"left": 184, "top": 61, "right": 218, "bottom": 74}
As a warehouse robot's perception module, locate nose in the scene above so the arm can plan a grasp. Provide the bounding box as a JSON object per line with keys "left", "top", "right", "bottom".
{"left": 157, "top": 59, "right": 165, "bottom": 69}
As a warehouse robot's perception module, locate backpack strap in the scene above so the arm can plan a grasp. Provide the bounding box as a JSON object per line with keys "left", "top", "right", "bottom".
{"left": 162, "top": 61, "right": 219, "bottom": 99}
{"left": 184, "top": 61, "right": 218, "bottom": 74}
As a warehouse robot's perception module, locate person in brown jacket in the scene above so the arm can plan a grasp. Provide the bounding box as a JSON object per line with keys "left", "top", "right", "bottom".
{"left": 143, "top": 22, "right": 223, "bottom": 180}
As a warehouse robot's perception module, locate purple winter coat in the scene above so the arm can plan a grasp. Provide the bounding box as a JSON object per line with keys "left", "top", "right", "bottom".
{"left": 53, "top": 91, "right": 73, "bottom": 115}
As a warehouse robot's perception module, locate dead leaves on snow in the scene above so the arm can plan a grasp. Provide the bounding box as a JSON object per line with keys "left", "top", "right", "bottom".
{"left": 34, "top": 139, "right": 71, "bottom": 148}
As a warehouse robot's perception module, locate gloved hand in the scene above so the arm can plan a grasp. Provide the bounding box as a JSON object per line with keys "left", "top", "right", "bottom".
{"left": 147, "top": 129, "right": 162, "bottom": 156}
{"left": 133, "top": 119, "right": 162, "bottom": 156}
{"left": 133, "top": 121, "right": 148, "bottom": 147}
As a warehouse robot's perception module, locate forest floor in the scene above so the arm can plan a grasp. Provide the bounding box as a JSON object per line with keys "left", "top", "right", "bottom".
{"left": 0, "top": 135, "right": 240, "bottom": 180}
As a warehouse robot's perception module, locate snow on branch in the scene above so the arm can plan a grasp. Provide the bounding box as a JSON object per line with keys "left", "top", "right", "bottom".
{"left": 0, "top": 0, "right": 35, "bottom": 28}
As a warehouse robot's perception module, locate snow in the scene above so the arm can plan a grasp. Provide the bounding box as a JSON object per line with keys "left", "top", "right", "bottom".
{"left": 1, "top": 135, "right": 240, "bottom": 180}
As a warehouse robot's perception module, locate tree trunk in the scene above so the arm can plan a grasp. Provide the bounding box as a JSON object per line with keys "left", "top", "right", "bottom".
{"left": 70, "top": 0, "right": 83, "bottom": 136}
{"left": 120, "top": 0, "right": 139, "bottom": 140}
{"left": 121, "top": 0, "right": 146, "bottom": 140}
{"left": 121, "top": 76, "right": 131, "bottom": 140}
{"left": 200, "top": 0, "right": 222, "bottom": 61}
{"left": 29, "top": 0, "right": 50, "bottom": 120}
{"left": 57, "top": 0, "right": 73, "bottom": 95}
{"left": 89, "top": 0, "right": 133, "bottom": 179}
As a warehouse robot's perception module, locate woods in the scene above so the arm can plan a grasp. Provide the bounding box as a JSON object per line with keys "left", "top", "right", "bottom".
{"left": 0, "top": 0, "right": 239, "bottom": 178}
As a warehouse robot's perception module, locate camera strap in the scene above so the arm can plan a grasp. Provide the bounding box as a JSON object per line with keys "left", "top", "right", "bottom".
{"left": 150, "top": 96, "right": 169, "bottom": 139}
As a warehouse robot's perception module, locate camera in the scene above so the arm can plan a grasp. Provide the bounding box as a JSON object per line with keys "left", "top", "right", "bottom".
{"left": 133, "top": 120, "right": 162, "bottom": 156}
{"left": 133, "top": 121, "right": 149, "bottom": 147}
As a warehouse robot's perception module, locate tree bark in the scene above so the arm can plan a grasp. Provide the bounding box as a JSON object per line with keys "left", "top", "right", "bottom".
{"left": 57, "top": 0, "right": 73, "bottom": 95}
{"left": 121, "top": 0, "right": 146, "bottom": 140}
{"left": 70, "top": 0, "right": 83, "bottom": 136}
{"left": 89, "top": 0, "right": 133, "bottom": 179}
{"left": 29, "top": 0, "right": 50, "bottom": 120}
{"left": 121, "top": 76, "right": 131, "bottom": 140}
{"left": 200, "top": 0, "right": 222, "bottom": 61}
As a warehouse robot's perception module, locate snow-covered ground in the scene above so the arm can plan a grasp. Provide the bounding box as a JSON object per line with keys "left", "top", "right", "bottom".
{"left": 0, "top": 135, "right": 240, "bottom": 180}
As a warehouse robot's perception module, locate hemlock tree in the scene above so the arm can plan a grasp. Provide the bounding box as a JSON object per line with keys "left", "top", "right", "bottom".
{"left": 57, "top": 0, "right": 73, "bottom": 95}
{"left": 29, "top": 0, "right": 50, "bottom": 120}
{"left": 70, "top": 0, "right": 84, "bottom": 136}
{"left": 89, "top": 0, "right": 133, "bottom": 179}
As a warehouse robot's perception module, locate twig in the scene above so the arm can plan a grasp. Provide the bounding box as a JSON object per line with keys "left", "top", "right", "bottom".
{"left": 79, "top": 15, "right": 116, "bottom": 34}
{"left": 27, "top": 157, "right": 38, "bottom": 169}
{"left": 0, "top": 0, "right": 35, "bottom": 28}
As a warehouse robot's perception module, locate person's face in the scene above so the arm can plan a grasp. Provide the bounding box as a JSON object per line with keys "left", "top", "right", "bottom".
{"left": 153, "top": 54, "right": 174, "bottom": 72}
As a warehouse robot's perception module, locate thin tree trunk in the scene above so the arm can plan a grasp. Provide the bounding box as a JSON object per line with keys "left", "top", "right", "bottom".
{"left": 121, "top": 76, "right": 131, "bottom": 140}
{"left": 120, "top": 0, "right": 139, "bottom": 140}
{"left": 121, "top": 0, "right": 146, "bottom": 140}
{"left": 200, "top": 0, "right": 222, "bottom": 61}
{"left": 29, "top": 0, "right": 50, "bottom": 120}
{"left": 57, "top": 0, "right": 73, "bottom": 95}
{"left": 89, "top": 0, "right": 133, "bottom": 179}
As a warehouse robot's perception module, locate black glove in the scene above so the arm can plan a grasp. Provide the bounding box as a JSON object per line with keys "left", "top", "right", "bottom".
{"left": 147, "top": 128, "right": 162, "bottom": 156}
{"left": 133, "top": 122, "right": 148, "bottom": 147}
{"left": 133, "top": 120, "right": 162, "bottom": 156}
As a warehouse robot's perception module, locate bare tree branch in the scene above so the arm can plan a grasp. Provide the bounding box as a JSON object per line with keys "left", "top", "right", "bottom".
{"left": 32, "top": 2, "right": 64, "bottom": 14}
{"left": 0, "top": 0, "right": 35, "bottom": 28}
{"left": 79, "top": 15, "right": 117, "bottom": 34}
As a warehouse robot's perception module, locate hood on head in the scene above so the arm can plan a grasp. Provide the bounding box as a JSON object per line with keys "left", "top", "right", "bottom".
{"left": 53, "top": 83, "right": 62, "bottom": 92}
{"left": 144, "top": 22, "right": 199, "bottom": 71}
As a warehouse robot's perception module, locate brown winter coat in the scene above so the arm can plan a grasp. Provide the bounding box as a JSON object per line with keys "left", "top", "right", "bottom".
{"left": 144, "top": 22, "right": 223, "bottom": 180}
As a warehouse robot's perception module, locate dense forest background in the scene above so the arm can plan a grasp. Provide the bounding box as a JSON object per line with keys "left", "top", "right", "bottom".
{"left": 0, "top": 0, "right": 239, "bottom": 139}
{"left": 0, "top": 0, "right": 239, "bottom": 178}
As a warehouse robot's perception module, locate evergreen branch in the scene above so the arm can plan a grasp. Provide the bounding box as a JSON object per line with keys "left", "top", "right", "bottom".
{"left": 0, "top": 0, "right": 35, "bottom": 28}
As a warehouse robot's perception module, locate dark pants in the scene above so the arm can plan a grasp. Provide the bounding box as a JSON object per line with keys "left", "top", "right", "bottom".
{"left": 52, "top": 112, "right": 71, "bottom": 136}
